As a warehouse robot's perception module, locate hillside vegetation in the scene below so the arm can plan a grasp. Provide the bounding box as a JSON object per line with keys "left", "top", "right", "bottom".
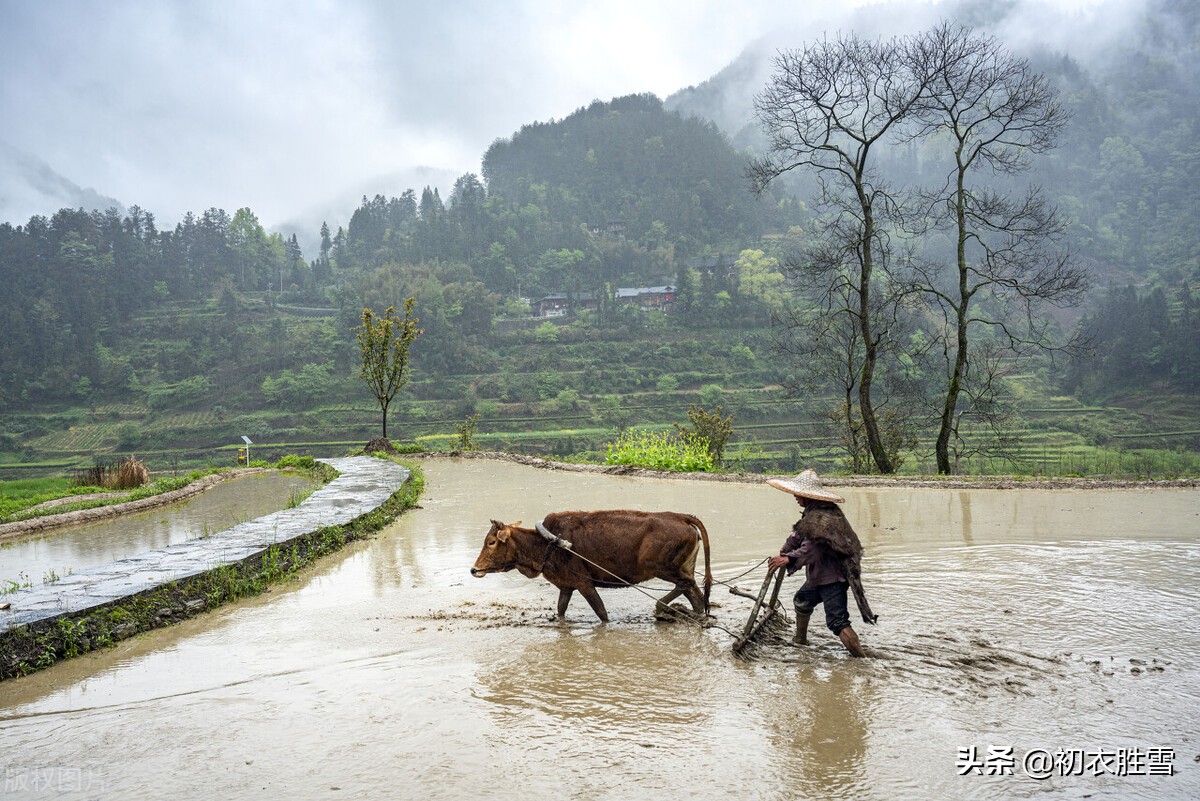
{"left": 1, "top": 3, "right": 1198, "bottom": 479}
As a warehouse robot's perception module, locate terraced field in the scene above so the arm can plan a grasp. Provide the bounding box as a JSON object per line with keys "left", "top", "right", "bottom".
{"left": 2, "top": 312, "right": 1196, "bottom": 479}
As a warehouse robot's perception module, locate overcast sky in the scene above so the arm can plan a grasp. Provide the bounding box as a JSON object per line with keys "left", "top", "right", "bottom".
{"left": 0, "top": 0, "right": 1118, "bottom": 232}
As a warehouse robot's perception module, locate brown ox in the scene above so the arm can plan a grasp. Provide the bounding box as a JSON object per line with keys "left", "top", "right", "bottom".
{"left": 470, "top": 510, "right": 712, "bottom": 622}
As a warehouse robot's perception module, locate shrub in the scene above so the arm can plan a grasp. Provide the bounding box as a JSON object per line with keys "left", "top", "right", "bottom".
{"left": 656, "top": 374, "right": 680, "bottom": 392}
{"left": 70, "top": 456, "right": 150, "bottom": 490}
{"left": 605, "top": 429, "right": 714, "bottom": 472}
{"left": 554, "top": 389, "right": 582, "bottom": 413}
{"left": 699, "top": 383, "right": 726, "bottom": 409}
{"left": 675, "top": 403, "right": 734, "bottom": 466}
{"left": 536, "top": 371, "right": 563, "bottom": 400}
{"left": 275, "top": 454, "right": 316, "bottom": 471}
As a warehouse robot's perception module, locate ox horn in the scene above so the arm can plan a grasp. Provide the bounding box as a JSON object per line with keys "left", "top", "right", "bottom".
{"left": 536, "top": 521, "right": 573, "bottom": 551}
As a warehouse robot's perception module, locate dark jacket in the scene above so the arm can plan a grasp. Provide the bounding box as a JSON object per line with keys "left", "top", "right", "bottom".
{"left": 780, "top": 530, "right": 848, "bottom": 587}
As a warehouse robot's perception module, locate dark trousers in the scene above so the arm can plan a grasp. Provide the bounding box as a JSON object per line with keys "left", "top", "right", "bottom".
{"left": 793, "top": 581, "right": 851, "bottom": 634}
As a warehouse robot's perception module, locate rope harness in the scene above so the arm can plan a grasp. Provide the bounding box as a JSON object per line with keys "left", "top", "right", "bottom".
{"left": 534, "top": 519, "right": 668, "bottom": 608}
{"left": 531, "top": 520, "right": 770, "bottom": 630}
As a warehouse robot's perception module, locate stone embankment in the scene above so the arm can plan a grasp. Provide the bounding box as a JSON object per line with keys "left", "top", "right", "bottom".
{"left": 0, "top": 456, "right": 414, "bottom": 679}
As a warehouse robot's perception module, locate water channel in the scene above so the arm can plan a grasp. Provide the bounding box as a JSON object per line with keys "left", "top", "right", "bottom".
{"left": 0, "top": 471, "right": 319, "bottom": 589}
{"left": 1, "top": 458, "right": 1197, "bottom": 799}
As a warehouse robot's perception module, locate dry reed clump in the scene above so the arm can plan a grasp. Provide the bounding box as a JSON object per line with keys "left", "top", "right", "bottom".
{"left": 363, "top": 437, "right": 397, "bottom": 454}
{"left": 71, "top": 456, "right": 150, "bottom": 490}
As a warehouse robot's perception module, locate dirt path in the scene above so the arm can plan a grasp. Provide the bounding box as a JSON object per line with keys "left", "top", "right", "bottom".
{"left": 28, "top": 490, "right": 133, "bottom": 510}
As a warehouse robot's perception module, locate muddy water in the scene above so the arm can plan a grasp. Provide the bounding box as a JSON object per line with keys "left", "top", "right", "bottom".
{"left": 1, "top": 459, "right": 1197, "bottom": 800}
{"left": 0, "top": 472, "right": 318, "bottom": 586}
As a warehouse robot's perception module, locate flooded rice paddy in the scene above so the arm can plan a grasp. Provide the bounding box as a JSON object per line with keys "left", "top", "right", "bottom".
{"left": 0, "top": 471, "right": 318, "bottom": 589}
{"left": 1, "top": 459, "right": 1198, "bottom": 800}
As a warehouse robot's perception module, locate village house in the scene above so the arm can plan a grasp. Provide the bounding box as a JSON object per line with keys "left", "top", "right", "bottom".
{"left": 533, "top": 291, "right": 599, "bottom": 317}
{"left": 534, "top": 286, "right": 677, "bottom": 317}
{"left": 615, "top": 285, "right": 676, "bottom": 312}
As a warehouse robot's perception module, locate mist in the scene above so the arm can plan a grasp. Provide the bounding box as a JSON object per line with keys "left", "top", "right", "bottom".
{"left": 0, "top": 0, "right": 1126, "bottom": 239}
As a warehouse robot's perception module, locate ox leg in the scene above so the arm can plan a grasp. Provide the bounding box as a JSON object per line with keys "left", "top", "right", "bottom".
{"left": 578, "top": 584, "right": 609, "bottom": 623}
{"left": 655, "top": 587, "right": 683, "bottom": 619}
{"left": 556, "top": 587, "right": 574, "bottom": 618}
{"left": 683, "top": 584, "right": 707, "bottom": 616}
{"left": 660, "top": 582, "right": 706, "bottom": 620}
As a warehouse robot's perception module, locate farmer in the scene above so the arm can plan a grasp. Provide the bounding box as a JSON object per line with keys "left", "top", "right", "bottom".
{"left": 766, "top": 469, "right": 875, "bottom": 658}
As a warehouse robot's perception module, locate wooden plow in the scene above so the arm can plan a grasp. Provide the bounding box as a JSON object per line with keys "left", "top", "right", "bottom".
{"left": 730, "top": 566, "right": 790, "bottom": 658}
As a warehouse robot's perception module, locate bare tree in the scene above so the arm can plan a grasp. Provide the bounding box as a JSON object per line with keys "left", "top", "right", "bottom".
{"left": 750, "top": 33, "right": 930, "bottom": 473}
{"left": 772, "top": 222, "right": 922, "bottom": 473}
{"left": 904, "top": 22, "right": 1088, "bottom": 473}
{"left": 771, "top": 259, "right": 870, "bottom": 471}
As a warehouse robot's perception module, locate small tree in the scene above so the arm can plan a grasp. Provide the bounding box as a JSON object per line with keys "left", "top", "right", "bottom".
{"left": 354, "top": 298, "right": 423, "bottom": 440}
{"left": 454, "top": 413, "right": 480, "bottom": 451}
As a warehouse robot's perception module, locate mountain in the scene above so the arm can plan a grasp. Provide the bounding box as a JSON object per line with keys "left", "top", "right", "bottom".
{"left": 481, "top": 93, "right": 790, "bottom": 251}
{"left": 664, "top": 0, "right": 1200, "bottom": 289}
{"left": 0, "top": 140, "right": 125, "bottom": 226}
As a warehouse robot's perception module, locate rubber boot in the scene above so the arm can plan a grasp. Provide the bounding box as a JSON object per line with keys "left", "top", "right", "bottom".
{"left": 838, "top": 626, "right": 866, "bottom": 658}
{"left": 793, "top": 612, "right": 811, "bottom": 645}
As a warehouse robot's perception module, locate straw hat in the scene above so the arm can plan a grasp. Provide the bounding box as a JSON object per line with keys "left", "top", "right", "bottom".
{"left": 766, "top": 469, "right": 845, "bottom": 503}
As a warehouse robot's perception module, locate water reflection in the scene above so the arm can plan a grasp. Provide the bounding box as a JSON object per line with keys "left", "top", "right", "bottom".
{"left": 0, "top": 460, "right": 1197, "bottom": 800}
{"left": 479, "top": 626, "right": 713, "bottom": 731}
{"left": 0, "top": 471, "right": 317, "bottom": 583}
{"left": 758, "top": 662, "right": 874, "bottom": 797}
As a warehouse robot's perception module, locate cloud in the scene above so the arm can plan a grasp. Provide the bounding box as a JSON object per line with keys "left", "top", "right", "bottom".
{"left": 0, "top": 0, "right": 1121, "bottom": 232}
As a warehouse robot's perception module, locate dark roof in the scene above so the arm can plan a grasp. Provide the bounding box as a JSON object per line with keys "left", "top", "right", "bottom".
{"left": 535, "top": 291, "right": 598, "bottom": 303}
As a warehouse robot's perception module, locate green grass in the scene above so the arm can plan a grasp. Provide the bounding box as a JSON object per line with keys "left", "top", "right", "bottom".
{"left": 0, "top": 477, "right": 110, "bottom": 517}
{"left": 0, "top": 454, "right": 345, "bottom": 524}
{"left": 0, "top": 469, "right": 232, "bottom": 525}
{"left": 0, "top": 476, "right": 77, "bottom": 500}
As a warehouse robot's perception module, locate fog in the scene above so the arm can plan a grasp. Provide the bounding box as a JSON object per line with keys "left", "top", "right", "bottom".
{"left": 0, "top": 0, "right": 1123, "bottom": 236}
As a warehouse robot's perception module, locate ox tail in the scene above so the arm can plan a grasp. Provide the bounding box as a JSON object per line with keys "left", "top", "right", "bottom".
{"left": 682, "top": 513, "right": 712, "bottom": 615}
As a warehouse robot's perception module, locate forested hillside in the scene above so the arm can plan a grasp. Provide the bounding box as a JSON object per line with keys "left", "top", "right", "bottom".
{"left": 1, "top": 4, "right": 1198, "bottom": 477}
{"left": 0, "top": 94, "right": 797, "bottom": 407}
{"left": 0, "top": 95, "right": 807, "bottom": 472}
{"left": 665, "top": 0, "right": 1199, "bottom": 373}
{"left": 336, "top": 94, "right": 799, "bottom": 299}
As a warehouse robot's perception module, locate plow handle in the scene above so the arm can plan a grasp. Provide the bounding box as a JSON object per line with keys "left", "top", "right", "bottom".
{"left": 737, "top": 566, "right": 785, "bottom": 642}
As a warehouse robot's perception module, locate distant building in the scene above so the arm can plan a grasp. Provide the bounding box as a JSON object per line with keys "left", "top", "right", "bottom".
{"left": 587, "top": 220, "right": 626, "bottom": 237}
{"left": 536, "top": 285, "right": 676, "bottom": 317}
{"left": 615, "top": 285, "right": 676, "bottom": 312}
{"left": 533, "top": 291, "right": 599, "bottom": 317}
